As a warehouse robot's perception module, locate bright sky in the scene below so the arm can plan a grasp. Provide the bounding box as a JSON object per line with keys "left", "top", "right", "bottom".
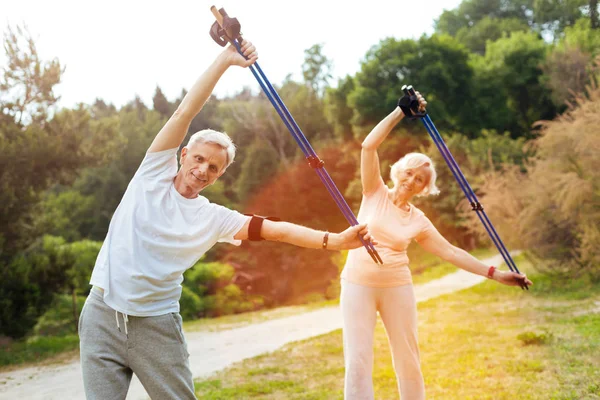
{"left": 1, "top": 0, "right": 462, "bottom": 109}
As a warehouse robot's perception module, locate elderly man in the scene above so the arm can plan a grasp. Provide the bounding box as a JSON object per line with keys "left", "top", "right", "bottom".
{"left": 79, "top": 39, "right": 373, "bottom": 399}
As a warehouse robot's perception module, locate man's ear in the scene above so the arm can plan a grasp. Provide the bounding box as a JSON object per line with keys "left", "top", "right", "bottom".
{"left": 180, "top": 146, "right": 188, "bottom": 162}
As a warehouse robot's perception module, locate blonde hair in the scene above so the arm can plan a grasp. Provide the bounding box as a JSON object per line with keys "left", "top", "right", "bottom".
{"left": 187, "top": 129, "right": 236, "bottom": 168}
{"left": 390, "top": 153, "right": 440, "bottom": 196}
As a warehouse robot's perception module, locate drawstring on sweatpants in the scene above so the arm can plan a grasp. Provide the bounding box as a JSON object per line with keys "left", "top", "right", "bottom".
{"left": 115, "top": 311, "right": 129, "bottom": 337}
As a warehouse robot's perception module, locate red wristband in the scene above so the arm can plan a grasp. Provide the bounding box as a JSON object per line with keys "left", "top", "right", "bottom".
{"left": 487, "top": 266, "right": 496, "bottom": 279}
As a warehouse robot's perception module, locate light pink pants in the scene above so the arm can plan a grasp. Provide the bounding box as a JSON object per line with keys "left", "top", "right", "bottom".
{"left": 341, "top": 280, "right": 425, "bottom": 400}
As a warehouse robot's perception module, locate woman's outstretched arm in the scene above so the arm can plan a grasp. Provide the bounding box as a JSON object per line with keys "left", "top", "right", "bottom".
{"left": 416, "top": 227, "right": 532, "bottom": 287}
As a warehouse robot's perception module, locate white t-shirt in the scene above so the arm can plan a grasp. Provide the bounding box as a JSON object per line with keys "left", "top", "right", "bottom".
{"left": 90, "top": 147, "right": 250, "bottom": 317}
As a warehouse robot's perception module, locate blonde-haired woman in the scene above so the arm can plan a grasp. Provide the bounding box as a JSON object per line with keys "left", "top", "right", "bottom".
{"left": 341, "top": 93, "right": 532, "bottom": 400}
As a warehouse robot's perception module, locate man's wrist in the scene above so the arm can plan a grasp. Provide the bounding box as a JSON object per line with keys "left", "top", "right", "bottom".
{"left": 326, "top": 233, "right": 340, "bottom": 250}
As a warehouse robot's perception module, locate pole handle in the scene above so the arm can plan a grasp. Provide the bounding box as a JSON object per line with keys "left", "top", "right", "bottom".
{"left": 211, "top": 5, "right": 224, "bottom": 26}
{"left": 398, "top": 84, "right": 427, "bottom": 119}
{"left": 209, "top": 6, "right": 242, "bottom": 47}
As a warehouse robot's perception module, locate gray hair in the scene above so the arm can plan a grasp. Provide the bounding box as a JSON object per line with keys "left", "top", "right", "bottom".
{"left": 187, "top": 129, "right": 236, "bottom": 169}
{"left": 390, "top": 152, "right": 440, "bottom": 196}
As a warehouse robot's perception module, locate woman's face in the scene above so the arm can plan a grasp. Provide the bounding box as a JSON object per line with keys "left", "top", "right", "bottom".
{"left": 395, "top": 164, "right": 432, "bottom": 199}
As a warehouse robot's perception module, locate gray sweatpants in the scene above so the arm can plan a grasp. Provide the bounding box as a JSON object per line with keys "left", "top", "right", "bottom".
{"left": 79, "top": 287, "right": 196, "bottom": 399}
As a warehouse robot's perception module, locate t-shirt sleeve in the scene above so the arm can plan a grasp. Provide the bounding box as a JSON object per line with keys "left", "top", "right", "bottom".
{"left": 414, "top": 215, "right": 437, "bottom": 243}
{"left": 133, "top": 147, "right": 179, "bottom": 182}
{"left": 214, "top": 206, "right": 252, "bottom": 246}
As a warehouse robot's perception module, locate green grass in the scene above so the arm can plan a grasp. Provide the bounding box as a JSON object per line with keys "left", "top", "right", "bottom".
{"left": 194, "top": 256, "right": 600, "bottom": 399}
{"left": 0, "top": 335, "right": 79, "bottom": 370}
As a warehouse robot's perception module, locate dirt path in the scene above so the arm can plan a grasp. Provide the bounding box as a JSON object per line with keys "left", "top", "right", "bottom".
{"left": 0, "top": 253, "right": 511, "bottom": 400}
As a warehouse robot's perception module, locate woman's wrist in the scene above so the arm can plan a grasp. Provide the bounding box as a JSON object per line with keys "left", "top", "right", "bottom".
{"left": 393, "top": 106, "right": 405, "bottom": 120}
{"left": 491, "top": 269, "right": 505, "bottom": 282}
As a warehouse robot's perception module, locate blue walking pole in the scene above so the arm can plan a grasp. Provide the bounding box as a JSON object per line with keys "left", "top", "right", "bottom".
{"left": 398, "top": 85, "right": 528, "bottom": 290}
{"left": 209, "top": 7, "right": 383, "bottom": 264}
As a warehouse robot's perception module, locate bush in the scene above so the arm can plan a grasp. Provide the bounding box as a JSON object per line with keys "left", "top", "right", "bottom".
{"left": 517, "top": 330, "right": 553, "bottom": 346}
{"left": 214, "top": 284, "right": 256, "bottom": 317}
{"left": 33, "top": 294, "right": 87, "bottom": 336}
{"left": 179, "top": 286, "right": 203, "bottom": 320}
{"left": 463, "top": 80, "right": 600, "bottom": 280}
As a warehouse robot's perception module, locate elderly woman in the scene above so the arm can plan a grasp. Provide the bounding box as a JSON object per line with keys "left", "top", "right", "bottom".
{"left": 340, "top": 93, "right": 532, "bottom": 400}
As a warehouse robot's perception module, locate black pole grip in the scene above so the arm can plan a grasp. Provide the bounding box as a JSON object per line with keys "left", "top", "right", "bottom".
{"left": 398, "top": 84, "right": 426, "bottom": 119}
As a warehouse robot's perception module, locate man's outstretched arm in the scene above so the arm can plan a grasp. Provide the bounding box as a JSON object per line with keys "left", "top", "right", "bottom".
{"left": 233, "top": 219, "right": 375, "bottom": 251}
{"left": 148, "top": 40, "right": 257, "bottom": 153}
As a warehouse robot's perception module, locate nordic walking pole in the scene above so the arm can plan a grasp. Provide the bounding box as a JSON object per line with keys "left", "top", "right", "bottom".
{"left": 398, "top": 85, "right": 528, "bottom": 290}
{"left": 209, "top": 6, "right": 383, "bottom": 264}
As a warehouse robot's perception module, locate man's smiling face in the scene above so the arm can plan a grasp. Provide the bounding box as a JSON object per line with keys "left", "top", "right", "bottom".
{"left": 179, "top": 141, "right": 228, "bottom": 193}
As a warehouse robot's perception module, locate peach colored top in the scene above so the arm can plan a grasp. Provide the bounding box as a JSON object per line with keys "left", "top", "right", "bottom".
{"left": 341, "top": 178, "right": 436, "bottom": 288}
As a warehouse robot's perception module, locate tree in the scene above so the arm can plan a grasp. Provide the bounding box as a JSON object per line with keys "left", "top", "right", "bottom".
{"left": 348, "top": 34, "right": 476, "bottom": 135}
{"left": 302, "top": 43, "right": 333, "bottom": 97}
{"left": 533, "top": 0, "right": 587, "bottom": 36}
{"left": 0, "top": 25, "right": 63, "bottom": 125}
{"left": 324, "top": 75, "right": 356, "bottom": 140}
{"left": 152, "top": 85, "right": 172, "bottom": 118}
{"left": 435, "top": 0, "right": 588, "bottom": 41}
{"left": 469, "top": 31, "right": 556, "bottom": 138}
{"left": 72, "top": 106, "right": 164, "bottom": 240}
{"left": 455, "top": 17, "right": 530, "bottom": 54}
{"left": 235, "top": 138, "right": 280, "bottom": 205}
{"left": 435, "top": 0, "right": 534, "bottom": 37}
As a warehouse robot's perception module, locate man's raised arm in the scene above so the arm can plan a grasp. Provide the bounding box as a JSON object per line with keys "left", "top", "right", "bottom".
{"left": 148, "top": 40, "right": 257, "bottom": 153}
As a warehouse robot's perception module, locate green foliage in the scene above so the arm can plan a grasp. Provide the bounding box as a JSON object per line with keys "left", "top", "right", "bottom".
{"left": 0, "top": 24, "right": 63, "bottom": 125}
{"left": 182, "top": 261, "right": 259, "bottom": 318}
{"left": 214, "top": 284, "right": 256, "bottom": 315}
{"left": 0, "top": 106, "right": 118, "bottom": 256}
{"left": 179, "top": 286, "right": 203, "bottom": 320}
{"left": 324, "top": 75, "right": 355, "bottom": 140}
{"left": 349, "top": 34, "right": 475, "bottom": 134}
{"left": 470, "top": 31, "right": 555, "bottom": 137}
{"left": 184, "top": 261, "right": 235, "bottom": 298}
{"left": 435, "top": 0, "right": 534, "bottom": 37}
{"left": 517, "top": 330, "right": 554, "bottom": 345}
{"left": 435, "top": 0, "right": 587, "bottom": 40}
{"left": 0, "top": 235, "right": 100, "bottom": 338}
{"left": 32, "top": 294, "right": 87, "bottom": 336}
{"left": 30, "top": 189, "right": 96, "bottom": 241}
{"left": 533, "top": 0, "right": 587, "bottom": 35}
{"left": 561, "top": 18, "right": 600, "bottom": 56}
{"left": 455, "top": 16, "right": 530, "bottom": 54}
{"left": 0, "top": 334, "right": 79, "bottom": 367}
{"left": 302, "top": 43, "right": 332, "bottom": 96}
{"left": 235, "top": 138, "right": 280, "bottom": 205}
{"left": 152, "top": 85, "right": 174, "bottom": 118}
{"left": 71, "top": 106, "right": 164, "bottom": 239}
